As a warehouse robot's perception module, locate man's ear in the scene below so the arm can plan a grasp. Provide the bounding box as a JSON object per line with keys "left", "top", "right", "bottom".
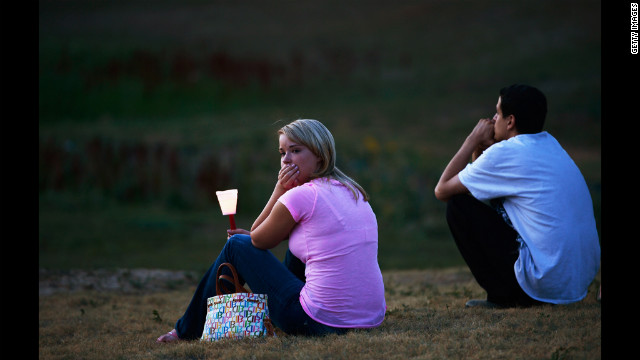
{"left": 506, "top": 114, "right": 516, "bottom": 131}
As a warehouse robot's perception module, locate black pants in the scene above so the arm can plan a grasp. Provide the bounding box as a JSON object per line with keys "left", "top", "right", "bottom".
{"left": 446, "top": 194, "right": 546, "bottom": 307}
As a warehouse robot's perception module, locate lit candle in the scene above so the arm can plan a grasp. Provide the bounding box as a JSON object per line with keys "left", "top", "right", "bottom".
{"left": 215, "top": 189, "right": 238, "bottom": 230}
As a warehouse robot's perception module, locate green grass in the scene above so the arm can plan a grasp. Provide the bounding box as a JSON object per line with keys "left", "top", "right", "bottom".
{"left": 38, "top": 190, "right": 463, "bottom": 271}
{"left": 38, "top": 0, "right": 601, "bottom": 272}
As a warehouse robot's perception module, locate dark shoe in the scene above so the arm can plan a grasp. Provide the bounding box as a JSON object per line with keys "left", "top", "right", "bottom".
{"left": 465, "top": 299, "right": 503, "bottom": 309}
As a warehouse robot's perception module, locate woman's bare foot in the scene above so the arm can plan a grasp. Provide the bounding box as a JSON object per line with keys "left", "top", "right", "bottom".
{"left": 156, "top": 329, "right": 180, "bottom": 343}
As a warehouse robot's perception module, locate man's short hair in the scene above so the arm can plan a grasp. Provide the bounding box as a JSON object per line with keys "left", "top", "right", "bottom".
{"left": 499, "top": 84, "right": 547, "bottom": 134}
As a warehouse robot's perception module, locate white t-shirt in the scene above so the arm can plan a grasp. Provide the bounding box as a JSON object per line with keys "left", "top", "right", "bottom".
{"left": 458, "top": 132, "right": 600, "bottom": 304}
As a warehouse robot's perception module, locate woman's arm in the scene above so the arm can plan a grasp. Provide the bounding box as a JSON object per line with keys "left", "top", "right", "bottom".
{"left": 230, "top": 163, "right": 298, "bottom": 249}
{"left": 228, "top": 184, "right": 297, "bottom": 249}
{"left": 251, "top": 163, "right": 299, "bottom": 231}
{"left": 251, "top": 184, "right": 287, "bottom": 232}
{"left": 250, "top": 201, "right": 296, "bottom": 249}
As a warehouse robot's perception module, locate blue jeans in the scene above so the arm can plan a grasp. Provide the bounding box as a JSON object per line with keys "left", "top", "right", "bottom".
{"left": 174, "top": 234, "right": 350, "bottom": 339}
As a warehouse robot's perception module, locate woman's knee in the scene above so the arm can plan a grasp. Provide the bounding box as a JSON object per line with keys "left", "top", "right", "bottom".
{"left": 222, "top": 234, "right": 254, "bottom": 259}
{"left": 226, "top": 234, "right": 252, "bottom": 248}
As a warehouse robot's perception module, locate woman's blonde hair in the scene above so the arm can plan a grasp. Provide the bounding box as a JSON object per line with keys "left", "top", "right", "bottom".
{"left": 278, "top": 119, "right": 370, "bottom": 201}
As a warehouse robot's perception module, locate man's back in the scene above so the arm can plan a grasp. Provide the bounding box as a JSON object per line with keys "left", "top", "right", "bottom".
{"left": 458, "top": 131, "right": 600, "bottom": 303}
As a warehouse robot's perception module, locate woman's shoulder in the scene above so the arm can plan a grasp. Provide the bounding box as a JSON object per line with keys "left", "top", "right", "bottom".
{"left": 311, "top": 177, "right": 343, "bottom": 185}
{"left": 282, "top": 180, "right": 318, "bottom": 200}
{"left": 307, "top": 177, "right": 347, "bottom": 193}
{"left": 288, "top": 178, "right": 346, "bottom": 199}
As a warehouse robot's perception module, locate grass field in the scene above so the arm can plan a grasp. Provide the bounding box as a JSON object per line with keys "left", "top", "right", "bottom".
{"left": 38, "top": 0, "right": 601, "bottom": 273}
{"left": 38, "top": 1, "right": 602, "bottom": 358}
{"left": 38, "top": 267, "right": 601, "bottom": 359}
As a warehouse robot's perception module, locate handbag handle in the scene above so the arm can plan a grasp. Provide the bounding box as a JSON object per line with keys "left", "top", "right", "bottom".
{"left": 214, "top": 262, "right": 276, "bottom": 337}
{"left": 216, "top": 262, "right": 249, "bottom": 295}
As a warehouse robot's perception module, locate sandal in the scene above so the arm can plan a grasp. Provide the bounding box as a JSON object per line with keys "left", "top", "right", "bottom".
{"left": 156, "top": 329, "right": 180, "bottom": 343}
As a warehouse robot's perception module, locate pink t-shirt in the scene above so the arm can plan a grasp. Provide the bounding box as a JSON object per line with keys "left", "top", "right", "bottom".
{"left": 278, "top": 178, "right": 386, "bottom": 328}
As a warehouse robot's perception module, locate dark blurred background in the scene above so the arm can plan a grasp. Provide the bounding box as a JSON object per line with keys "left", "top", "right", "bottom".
{"left": 38, "top": 0, "right": 601, "bottom": 273}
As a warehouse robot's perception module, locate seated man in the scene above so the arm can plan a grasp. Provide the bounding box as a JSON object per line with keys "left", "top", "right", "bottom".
{"left": 434, "top": 84, "right": 600, "bottom": 308}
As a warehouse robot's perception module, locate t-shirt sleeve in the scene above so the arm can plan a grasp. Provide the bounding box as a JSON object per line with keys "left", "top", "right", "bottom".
{"left": 277, "top": 183, "right": 317, "bottom": 223}
{"left": 458, "top": 143, "right": 523, "bottom": 201}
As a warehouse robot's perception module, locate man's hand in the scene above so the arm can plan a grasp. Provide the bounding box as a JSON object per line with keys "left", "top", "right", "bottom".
{"left": 434, "top": 118, "right": 495, "bottom": 202}
{"left": 469, "top": 118, "right": 496, "bottom": 161}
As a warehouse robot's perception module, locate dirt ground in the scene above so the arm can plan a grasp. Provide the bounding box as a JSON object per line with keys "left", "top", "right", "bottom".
{"left": 38, "top": 267, "right": 476, "bottom": 296}
{"left": 38, "top": 268, "right": 201, "bottom": 296}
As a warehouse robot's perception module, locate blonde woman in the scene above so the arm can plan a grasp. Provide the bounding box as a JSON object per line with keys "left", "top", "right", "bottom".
{"left": 157, "top": 119, "right": 386, "bottom": 342}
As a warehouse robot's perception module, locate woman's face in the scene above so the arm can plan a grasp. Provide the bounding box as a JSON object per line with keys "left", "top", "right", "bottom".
{"left": 279, "top": 134, "right": 321, "bottom": 184}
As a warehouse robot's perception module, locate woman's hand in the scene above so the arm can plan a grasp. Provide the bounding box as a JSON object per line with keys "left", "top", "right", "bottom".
{"left": 250, "top": 164, "right": 300, "bottom": 234}
{"left": 278, "top": 163, "right": 300, "bottom": 191}
{"left": 227, "top": 228, "right": 250, "bottom": 239}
